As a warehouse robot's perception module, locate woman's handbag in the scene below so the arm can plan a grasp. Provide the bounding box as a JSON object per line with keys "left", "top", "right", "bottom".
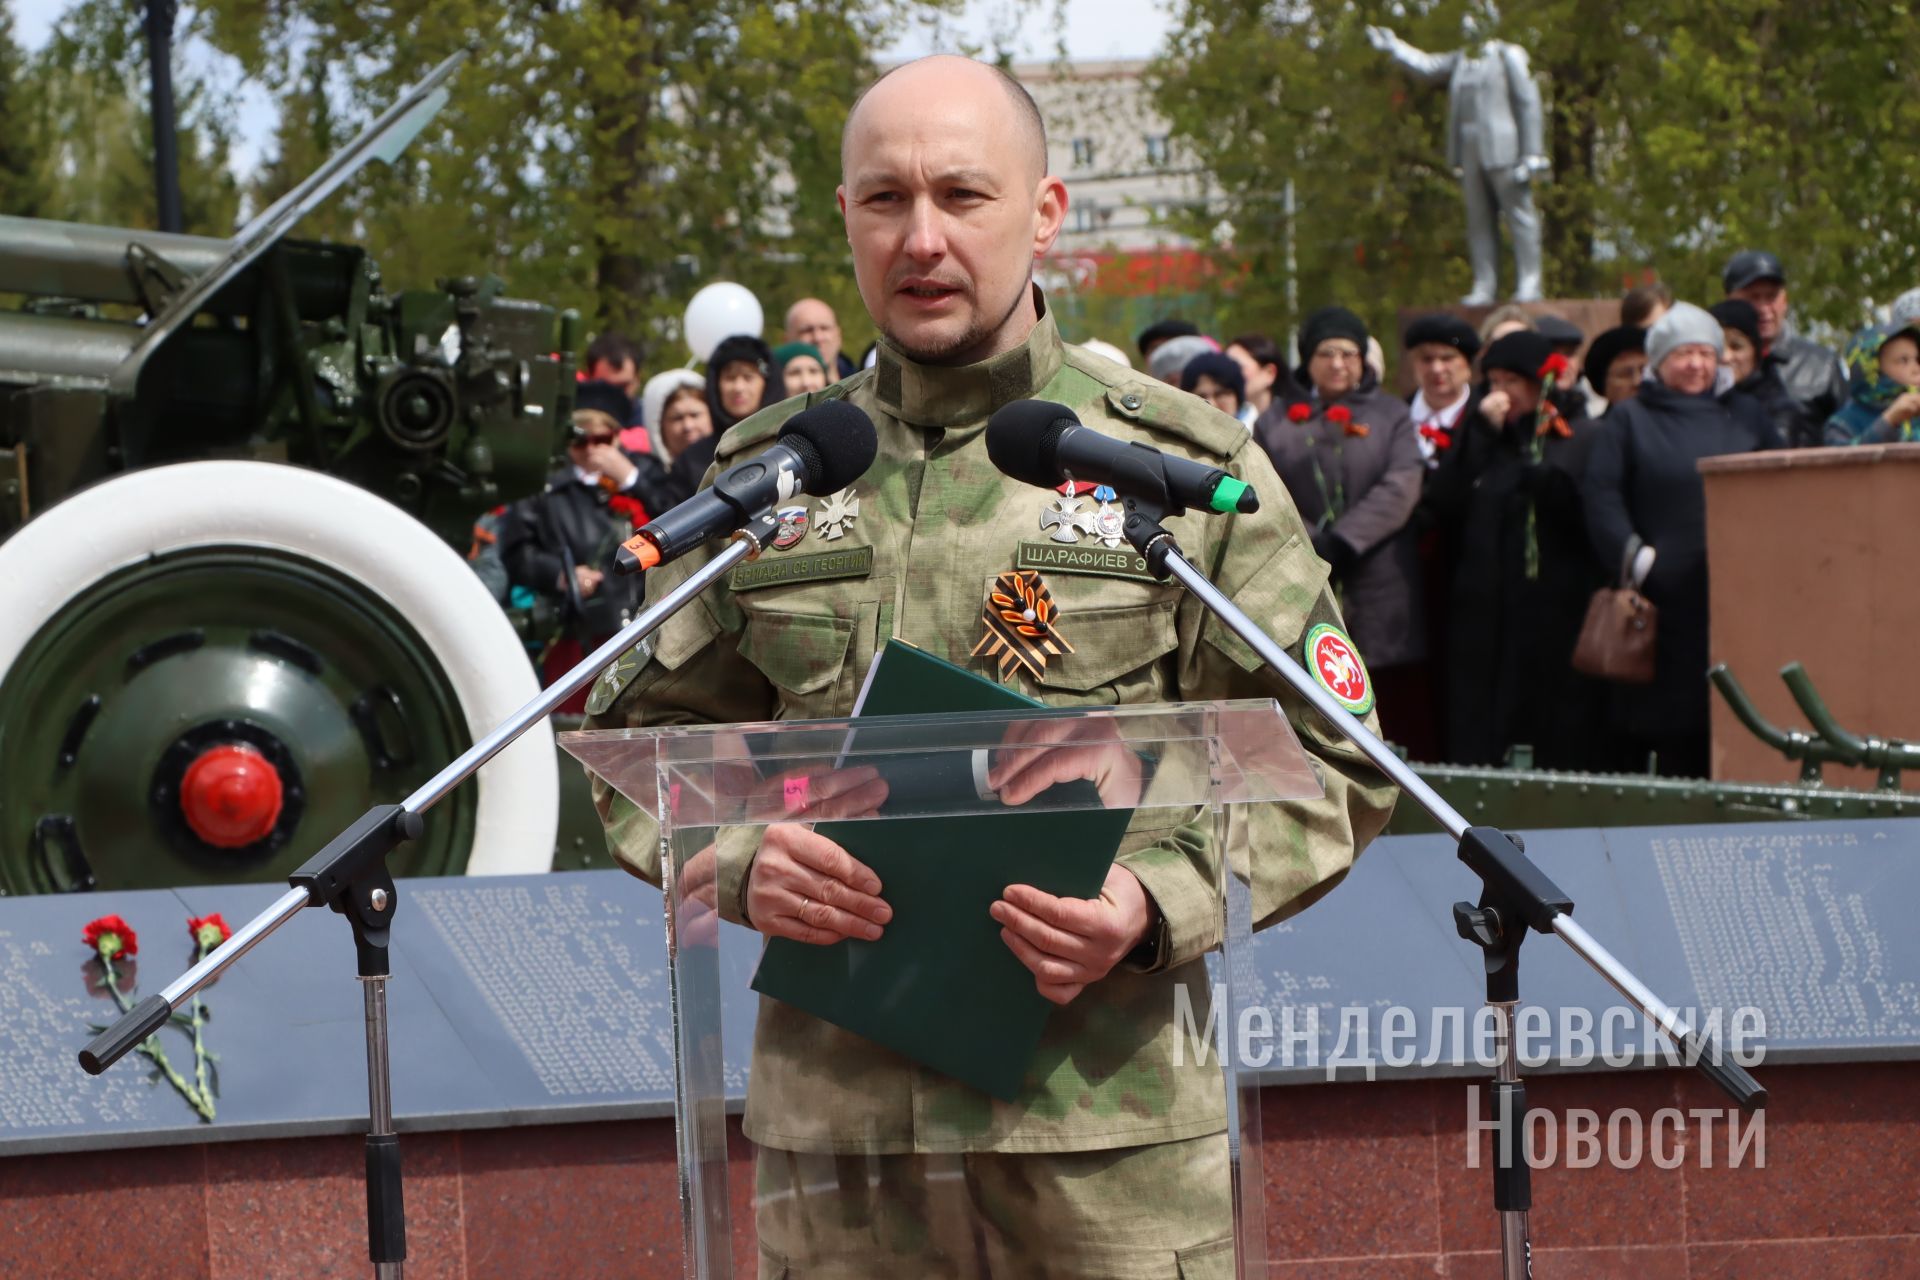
{"left": 1571, "top": 539, "right": 1658, "bottom": 683}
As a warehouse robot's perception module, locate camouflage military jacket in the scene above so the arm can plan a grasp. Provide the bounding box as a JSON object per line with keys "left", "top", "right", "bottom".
{"left": 587, "top": 296, "right": 1396, "bottom": 1155}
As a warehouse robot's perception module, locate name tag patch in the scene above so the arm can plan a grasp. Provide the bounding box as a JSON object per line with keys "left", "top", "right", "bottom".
{"left": 1016, "top": 540, "right": 1156, "bottom": 583}
{"left": 730, "top": 544, "right": 874, "bottom": 591}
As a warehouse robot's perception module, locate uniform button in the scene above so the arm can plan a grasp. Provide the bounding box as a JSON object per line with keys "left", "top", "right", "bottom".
{"left": 1122, "top": 393, "right": 1143, "bottom": 410}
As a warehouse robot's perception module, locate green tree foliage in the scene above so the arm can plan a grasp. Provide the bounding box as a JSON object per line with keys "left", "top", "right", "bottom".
{"left": 0, "top": 0, "right": 51, "bottom": 217}
{"left": 190, "top": 0, "right": 968, "bottom": 364}
{"left": 1153, "top": 0, "right": 1920, "bottom": 344}
{"left": 13, "top": 0, "right": 240, "bottom": 234}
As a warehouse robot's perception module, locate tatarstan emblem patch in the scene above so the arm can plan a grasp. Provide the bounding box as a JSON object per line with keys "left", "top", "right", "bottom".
{"left": 1304, "top": 622, "right": 1373, "bottom": 716}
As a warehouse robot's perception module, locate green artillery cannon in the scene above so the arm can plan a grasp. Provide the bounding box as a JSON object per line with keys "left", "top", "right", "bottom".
{"left": 0, "top": 53, "right": 581, "bottom": 895}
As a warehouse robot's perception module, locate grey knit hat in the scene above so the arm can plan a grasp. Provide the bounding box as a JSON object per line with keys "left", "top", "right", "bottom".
{"left": 1646, "top": 301, "right": 1724, "bottom": 375}
{"left": 1147, "top": 334, "right": 1216, "bottom": 383}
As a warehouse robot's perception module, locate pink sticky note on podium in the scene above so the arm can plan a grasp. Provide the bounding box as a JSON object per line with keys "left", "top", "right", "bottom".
{"left": 782, "top": 776, "right": 811, "bottom": 813}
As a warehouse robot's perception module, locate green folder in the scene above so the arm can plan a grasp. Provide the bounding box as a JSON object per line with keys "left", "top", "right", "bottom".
{"left": 749, "top": 639, "right": 1133, "bottom": 1100}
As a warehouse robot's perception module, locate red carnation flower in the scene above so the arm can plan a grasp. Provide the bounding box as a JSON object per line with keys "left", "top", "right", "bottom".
{"left": 607, "top": 494, "right": 648, "bottom": 524}
{"left": 1419, "top": 423, "right": 1453, "bottom": 451}
{"left": 1538, "top": 353, "right": 1571, "bottom": 382}
{"left": 188, "top": 914, "right": 233, "bottom": 952}
{"left": 1286, "top": 402, "right": 1312, "bottom": 423}
{"left": 83, "top": 915, "right": 138, "bottom": 959}
{"left": 1326, "top": 405, "right": 1352, "bottom": 427}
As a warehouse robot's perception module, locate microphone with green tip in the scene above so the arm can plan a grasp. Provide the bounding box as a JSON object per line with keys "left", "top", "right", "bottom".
{"left": 985, "top": 399, "right": 1260, "bottom": 517}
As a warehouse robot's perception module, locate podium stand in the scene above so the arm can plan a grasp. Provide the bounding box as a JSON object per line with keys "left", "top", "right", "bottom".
{"left": 563, "top": 699, "right": 1323, "bottom": 1279}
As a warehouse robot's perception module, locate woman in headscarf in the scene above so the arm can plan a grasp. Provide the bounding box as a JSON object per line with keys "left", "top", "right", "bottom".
{"left": 1823, "top": 322, "right": 1920, "bottom": 445}
{"left": 1582, "top": 302, "right": 1781, "bottom": 776}
{"left": 773, "top": 342, "right": 830, "bottom": 399}
{"left": 1425, "top": 331, "right": 1609, "bottom": 768}
{"left": 1254, "top": 305, "right": 1428, "bottom": 751}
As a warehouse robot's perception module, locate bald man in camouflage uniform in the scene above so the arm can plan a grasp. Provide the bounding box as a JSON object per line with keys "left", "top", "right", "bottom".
{"left": 586, "top": 55, "right": 1397, "bottom": 1279}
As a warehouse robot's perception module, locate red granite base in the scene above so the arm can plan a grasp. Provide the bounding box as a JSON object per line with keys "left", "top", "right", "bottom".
{"left": 2, "top": 1063, "right": 1913, "bottom": 1278}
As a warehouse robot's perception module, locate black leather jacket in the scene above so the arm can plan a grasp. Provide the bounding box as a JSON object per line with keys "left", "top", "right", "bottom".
{"left": 499, "top": 469, "right": 649, "bottom": 643}
{"left": 1766, "top": 334, "right": 1848, "bottom": 447}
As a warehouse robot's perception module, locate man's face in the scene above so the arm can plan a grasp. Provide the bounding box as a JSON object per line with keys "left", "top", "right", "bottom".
{"left": 1729, "top": 280, "right": 1787, "bottom": 344}
{"left": 786, "top": 302, "right": 842, "bottom": 369}
{"left": 1411, "top": 344, "right": 1470, "bottom": 404}
{"left": 839, "top": 64, "right": 1066, "bottom": 365}
{"left": 590, "top": 357, "right": 639, "bottom": 396}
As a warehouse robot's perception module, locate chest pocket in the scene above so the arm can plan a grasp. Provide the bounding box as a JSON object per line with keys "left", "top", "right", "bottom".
{"left": 1000, "top": 574, "right": 1181, "bottom": 701}
{"left": 735, "top": 581, "right": 892, "bottom": 717}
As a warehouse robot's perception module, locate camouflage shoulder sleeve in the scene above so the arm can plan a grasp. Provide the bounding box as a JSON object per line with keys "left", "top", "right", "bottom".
{"left": 579, "top": 537, "right": 774, "bottom": 903}
{"left": 1113, "top": 418, "right": 1397, "bottom": 967}
{"left": 1060, "top": 344, "right": 1250, "bottom": 461}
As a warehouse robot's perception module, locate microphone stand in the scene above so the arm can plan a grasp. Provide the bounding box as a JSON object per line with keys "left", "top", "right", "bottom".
{"left": 1114, "top": 496, "right": 1765, "bottom": 1280}
{"left": 79, "top": 513, "right": 778, "bottom": 1280}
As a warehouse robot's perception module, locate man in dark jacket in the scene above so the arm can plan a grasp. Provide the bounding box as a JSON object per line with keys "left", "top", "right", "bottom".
{"left": 1723, "top": 250, "right": 1846, "bottom": 447}
{"left": 499, "top": 381, "right": 653, "bottom": 650}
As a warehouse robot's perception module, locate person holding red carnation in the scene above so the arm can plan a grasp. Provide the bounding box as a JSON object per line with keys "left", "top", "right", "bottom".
{"left": 1253, "top": 305, "right": 1428, "bottom": 751}
{"left": 497, "top": 379, "right": 660, "bottom": 709}
{"left": 1423, "top": 329, "right": 1612, "bottom": 769}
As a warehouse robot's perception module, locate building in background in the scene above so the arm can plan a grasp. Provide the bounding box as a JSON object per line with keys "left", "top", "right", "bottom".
{"left": 1014, "top": 59, "right": 1240, "bottom": 348}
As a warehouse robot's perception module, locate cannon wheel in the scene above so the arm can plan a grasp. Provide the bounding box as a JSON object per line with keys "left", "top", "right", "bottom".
{"left": 0, "top": 461, "right": 557, "bottom": 893}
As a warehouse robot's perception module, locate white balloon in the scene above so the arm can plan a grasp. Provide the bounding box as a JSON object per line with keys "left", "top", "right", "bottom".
{"left": 683, "top": 282, "right": 764, "bottom": 363}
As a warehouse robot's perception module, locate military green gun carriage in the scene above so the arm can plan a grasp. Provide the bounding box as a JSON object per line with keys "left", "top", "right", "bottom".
{"left": 0, "top": 53, "right": 580, "bottom": 895}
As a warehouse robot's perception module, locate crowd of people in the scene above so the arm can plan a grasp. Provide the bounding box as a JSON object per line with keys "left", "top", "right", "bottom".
{"left": 473, "top": 257, "right": 1920, "bottom": 769}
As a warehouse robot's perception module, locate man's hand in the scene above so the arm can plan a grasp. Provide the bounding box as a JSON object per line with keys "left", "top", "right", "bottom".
{"left": 573, "top": 564, "right": 604, "bottom": 598}
{"left": 746, "top": 822, "right": 892, "bottom": 946}
{"left": 1364, "top": 24, "right": 1398, "bottom": 54}
{"left": 585, "top": 442, "right": 638, "bottom": 487}
{"left": 986, "top": 715, "right": 1144, "bottom": 808}
{"left": 992, "top": 864, "right": 1156, "bottom": 1005}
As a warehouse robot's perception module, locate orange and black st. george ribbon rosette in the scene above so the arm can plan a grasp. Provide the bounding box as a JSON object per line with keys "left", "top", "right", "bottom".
{"left": 972, "top": 570, "right": 1074, "bottom": 681}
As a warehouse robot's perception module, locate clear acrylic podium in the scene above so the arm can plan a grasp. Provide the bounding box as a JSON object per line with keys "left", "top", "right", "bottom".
{"left": 562, "top": 699, "right": 1323, "bottom": 1279}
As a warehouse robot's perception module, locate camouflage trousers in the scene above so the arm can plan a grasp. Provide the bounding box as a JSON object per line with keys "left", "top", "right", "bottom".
{"left": 754, "top": 1132, "right": 1234, "bottom": 1280}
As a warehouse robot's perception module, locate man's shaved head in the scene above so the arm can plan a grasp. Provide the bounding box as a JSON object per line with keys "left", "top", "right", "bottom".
{"left": 835, "top": 53, "right": 1068, "bottom": 366}
{"left": 842, "top": 55, "right": 1048, "bottom": 182}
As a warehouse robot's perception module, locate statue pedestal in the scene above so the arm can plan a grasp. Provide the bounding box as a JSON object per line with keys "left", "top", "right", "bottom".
{"left": 1391, "top": 299, "right": 1623, "bottom": 396}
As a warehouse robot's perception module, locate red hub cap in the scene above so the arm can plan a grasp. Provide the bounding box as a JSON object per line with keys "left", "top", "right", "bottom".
{"left": 179, "top": 743, "right": 284, "bottom": 848}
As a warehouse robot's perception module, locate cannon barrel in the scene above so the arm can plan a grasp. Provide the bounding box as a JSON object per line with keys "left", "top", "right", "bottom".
{"left": 0, "top": 311, "right": 140, "bottom": 387}
{"left": 0, "top": 215, "right": 229, "bottom": 306}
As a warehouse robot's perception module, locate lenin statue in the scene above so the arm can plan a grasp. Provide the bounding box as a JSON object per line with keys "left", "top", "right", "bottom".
{"left": 1367, "top": 18, "right": 1550, "bottom": 304}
